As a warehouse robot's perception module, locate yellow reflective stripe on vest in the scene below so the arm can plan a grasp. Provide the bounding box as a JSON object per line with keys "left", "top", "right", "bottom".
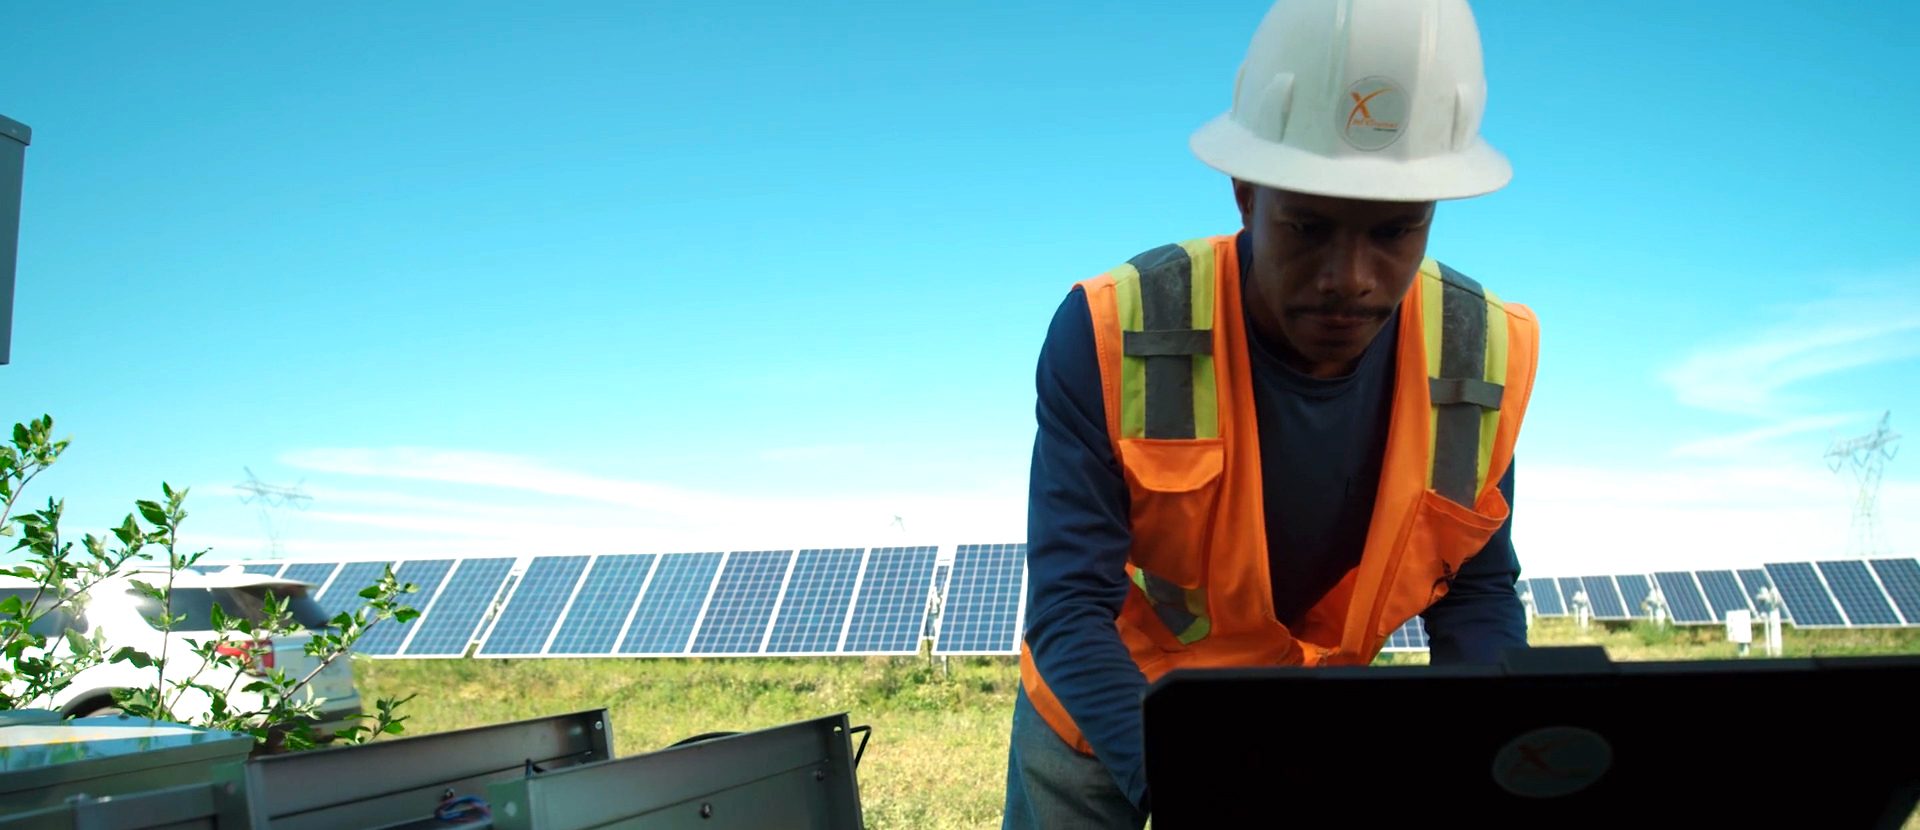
{"left": 1110, "top": 241, "right": 1219, "bottom": 440}
{"left": 1420, "top": 260, "right": 1507, "bottom": 506}
{"left": 1132, "top": 568, "right": 1212, "bottom": 645}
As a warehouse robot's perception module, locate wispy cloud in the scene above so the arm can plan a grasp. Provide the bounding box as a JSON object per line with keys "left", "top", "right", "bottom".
{"left": 1661, "top": 282, "right": 1920, "bottom": 417}
{"left": 1669, "top": 413, "right": 1867, "bottom": 460}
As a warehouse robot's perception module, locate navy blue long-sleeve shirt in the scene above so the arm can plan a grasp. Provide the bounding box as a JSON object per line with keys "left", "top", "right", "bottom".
{"left": 1021, "top": 237, "right": 1527, "bottom": 812}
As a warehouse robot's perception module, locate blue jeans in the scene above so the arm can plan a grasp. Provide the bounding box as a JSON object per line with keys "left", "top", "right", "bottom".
{"left": 1002, "top": 685, "right": 1148, "bottom": 830}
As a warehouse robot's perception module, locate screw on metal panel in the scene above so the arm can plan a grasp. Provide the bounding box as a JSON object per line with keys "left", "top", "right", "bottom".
{"left": 815, "top": 769, "right": 827, "bottom": 782}
{"left": 442, "top": 789, "right": 455, "bottom": 800}
{"left": 700, "top": 803, "right": 714, "bottom": 819}
{"left": 595, "top": 720, "right": 604, "bottom": 731}
{"left": 504, "top": 801, "right": 519, "bottom": 819}
{"left": 224, "top": 782, "right": 237, "bottom": 796}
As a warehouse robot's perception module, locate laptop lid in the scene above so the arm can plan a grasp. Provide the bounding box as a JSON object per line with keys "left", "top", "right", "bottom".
{"left": 1142, "top": 647, "right": 1920, "bottom": 829}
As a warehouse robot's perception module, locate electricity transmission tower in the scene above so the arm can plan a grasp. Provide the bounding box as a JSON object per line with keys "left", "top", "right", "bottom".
{"left": 235, "top": 466, "right": 312, "bottom": 559}
{"left": 1825, "top": 412, "right": 1900, "bottom": 558}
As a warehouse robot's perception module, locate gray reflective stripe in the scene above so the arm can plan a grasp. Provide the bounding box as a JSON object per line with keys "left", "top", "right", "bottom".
{"left": 1123, "top": 329, "right": 1212, "bottom": 357}
{"left": 1138, "top": 570, "right": 1199, "bottom": 634}
{"left": 1131, "top": 244, "right": 1198, "bottom": 439}
{"left": 1430, "top": 377, "right": 1503, "bottom": 409}
{"left": 1432, "top": 264, "right": 1496, "bottom": 506}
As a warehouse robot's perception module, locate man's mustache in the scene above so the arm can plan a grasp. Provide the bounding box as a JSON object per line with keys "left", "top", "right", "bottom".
{"left": 1283, "top": 300, "right": 1393, "bottom": 321}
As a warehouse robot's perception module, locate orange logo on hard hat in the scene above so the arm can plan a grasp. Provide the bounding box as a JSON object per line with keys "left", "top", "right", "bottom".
{"left": 1340, "top": 77, "right": 1408, "bottom": 151}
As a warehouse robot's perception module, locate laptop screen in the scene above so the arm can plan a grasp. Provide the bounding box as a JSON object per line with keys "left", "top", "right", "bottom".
{"left": 1142, "top": 648, "right": 1920, "bottom": 829}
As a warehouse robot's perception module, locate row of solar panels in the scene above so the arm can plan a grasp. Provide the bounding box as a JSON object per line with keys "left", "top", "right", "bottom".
{"left": 1520, "top": 558, "right": 1920, "bottom": 629}
{"left": 209, "top": 543, "right": 1435, "bottom": 657}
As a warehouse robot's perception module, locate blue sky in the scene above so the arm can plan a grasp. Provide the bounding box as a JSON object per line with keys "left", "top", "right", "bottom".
{"left": 4, "top": 1, "right": 1917, "bottom": 576}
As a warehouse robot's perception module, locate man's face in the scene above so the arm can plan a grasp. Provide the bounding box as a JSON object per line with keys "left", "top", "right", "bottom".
{"left": 1235, "top": 182, "right": 1435, "bottom": 378}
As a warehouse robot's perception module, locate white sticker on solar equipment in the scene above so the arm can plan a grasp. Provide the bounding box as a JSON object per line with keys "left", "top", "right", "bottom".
{"left": 1491, "top": 726, "right": 1612, "bottom": 799}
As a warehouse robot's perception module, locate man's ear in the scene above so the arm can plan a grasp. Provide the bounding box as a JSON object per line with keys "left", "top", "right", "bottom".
{"left": 1232, "top": 178, "right": 1256, "bottom": 226}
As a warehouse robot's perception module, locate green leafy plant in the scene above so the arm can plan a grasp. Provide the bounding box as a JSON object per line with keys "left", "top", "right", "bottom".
{"left": 2, "top": 414, "right": 420, "bottom": 752}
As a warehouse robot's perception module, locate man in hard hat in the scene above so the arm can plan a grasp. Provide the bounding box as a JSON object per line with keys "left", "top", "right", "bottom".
{"left": 1004, "top": 1, "right": 1538, "bottom": 826}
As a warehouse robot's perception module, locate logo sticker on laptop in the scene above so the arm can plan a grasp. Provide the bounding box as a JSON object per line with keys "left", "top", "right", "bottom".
{"left": 1491, "top": 727, "right": 1612, "bottom": 799}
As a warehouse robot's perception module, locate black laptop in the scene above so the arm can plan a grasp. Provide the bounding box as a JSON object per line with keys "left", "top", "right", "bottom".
{"left": 1142, "top": 647, "right": 1920, "bottom": 829}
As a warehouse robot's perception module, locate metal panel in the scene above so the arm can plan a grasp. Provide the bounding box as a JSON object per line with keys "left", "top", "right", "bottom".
{"left": 477, "top": 555, "right": 592, "bottom": 656}
{"left": 398, "top": 558, "right": 513, "bottom": 656}
{"left": 690, "top": 550, "right": 793, "bottom": 655}
{"left": 1653, "top": 571, "right": 1714, "bottom": 624}
{"left": 935, "top": 544, "right": 1026, "bottom": 655}
{"left": 548, "top": 554, "right": 656, "bottom": 655}
{"left": 618, "top": 552, "right": 722, "bottom": 655}
{"left": 485, "top": 714, "right": 862, "bottom": 830}
{"left": 220, "top": 709, "right": 612, "bottom": 830}
{"left": 0, "top": 113, "right": 27, "bottom": 366}
{"left": 1816, "top": 560, "right": 1901, "bottom": 626}
{"left": 0, "top": 782, "right": 230, "bottom": 830}
{"left": 842, "top": 546, "right": 939, "bottom": 654}
{"left": 1765, "top": 562, "right": 1846, "bottom": 628}
{"left": 764, "top": 549, "right": 863, "bottom": 655}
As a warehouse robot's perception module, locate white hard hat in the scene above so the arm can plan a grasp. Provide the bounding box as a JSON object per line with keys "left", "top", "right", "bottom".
{"left": 1190, "top": 0, "right": 1512, "bottom": 202}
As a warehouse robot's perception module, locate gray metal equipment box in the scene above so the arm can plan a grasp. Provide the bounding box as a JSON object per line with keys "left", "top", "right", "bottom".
{"left": 0, "top": 716, "right": 254, "bottom": 816}
{"left": 0, "top": 114, "right": 26, "bottom": 365}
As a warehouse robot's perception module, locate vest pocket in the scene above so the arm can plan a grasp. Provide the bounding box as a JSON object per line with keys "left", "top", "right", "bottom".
{"left": 1377, "top": 485, "right": 1511, "bottom": 637}
{"left": 1117, "top": 437, "right": 1226, "bottom": 588}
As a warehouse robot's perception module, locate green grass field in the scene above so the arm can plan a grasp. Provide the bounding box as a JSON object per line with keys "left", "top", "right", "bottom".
{"left": 354, "top": 620, "right": 1920, "bottom": 829}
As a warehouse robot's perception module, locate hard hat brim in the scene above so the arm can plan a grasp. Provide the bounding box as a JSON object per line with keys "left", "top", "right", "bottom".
{"left": 1189, "top": 113, "right": 1513, "bottom": 203}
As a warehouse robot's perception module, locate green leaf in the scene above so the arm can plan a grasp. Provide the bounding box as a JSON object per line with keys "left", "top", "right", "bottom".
{"left": 393, "top": 607, "right": 421, "bottom": 624}
{"left": 136, "top": 500, "right": 168, "bottom": 528}
{"left": 0, "top": 595, "right": 21, "bottom": 618}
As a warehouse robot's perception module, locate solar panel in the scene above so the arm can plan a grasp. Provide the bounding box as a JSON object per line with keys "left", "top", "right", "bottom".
{"left": 1870, "top": 559, "right": 1920, "bottom": 625}
{"left": 618, "top": 552, "right": 722, "bottom": 655}
{"left": 357, "top": 560, "right": 455, "bottom": 655}
{"left": 279, "top": 562, "right": 339, "bottom": 593}
{"left": 1525, "top": 578, "right": 1565, "bottom": 616}
{"left": 1557, "top": 577, "right": 1586, "bottom": 612}
{"left": 477, "top": 555, "right": 591, "bottom": 656}
{"left": 233, "top": 563, "right": 285, "bottom": 576}
{"left": 1696, "top": 570, "right": 1752, "bottom": 621}
{"left": 1764, "top": 562, "right": 1844, "bottom": 628}
{"left": 1616, "top": 574, "right": 1653, "bottom": 619}
{"left": 1816, "top": 560, "right": 1901, "bottom": 626}
{"left": 1575, "top": 576, "right": 1626, "bottom": 619}
{"left": 764, "top": 549, "right": 863, "bottom": 655}
{"left": 547, "top": 554, "right": 657, "bottom": 656}
{"left": 315, "top": 561, "right": 394, "bottom": 621}
{"left": 690, "top": 550, "right": 794, "bottom": 655}
{"left": 935, "top": 543, "right": 1026, "bottom": 655}
{"left": 1737, "top": 568, "right": 1787, "bottom": 620}
{"left": 1653, "top": 572, "right": 1714, "bottom": 624}
{"left": 1384, "top": 617, "right": 1427, "bottom": 651}
{"left": 842, "top": 546, "right": 939, "bottom": 654}
{"left": 399, "top": 558, "right": 514, "bottom": 656}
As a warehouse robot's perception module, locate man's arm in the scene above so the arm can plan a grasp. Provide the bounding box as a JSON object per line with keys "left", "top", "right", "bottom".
{"left": 1420, "top": 460, "right": 1527, "bottom": 665}
{"left": 1022, "top": 287, "right": 1155, "bottom": 810}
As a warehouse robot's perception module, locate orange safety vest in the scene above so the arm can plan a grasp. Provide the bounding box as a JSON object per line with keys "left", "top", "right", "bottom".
{"left": 1018, "top": 234, "right": 1539, "bottom": 754}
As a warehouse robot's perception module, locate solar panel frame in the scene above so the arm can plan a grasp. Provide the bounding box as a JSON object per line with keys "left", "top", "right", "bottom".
{"left": 934, "top": 543, "right": 1027, "bottom": 655}
{"left": 617, "top": 552, "right": 723, "bottom": 656}
{"left": 1580, "top": 576, "right": 1629, "bottom": 620}
{"left": 475, "top": 555, "right": 593, "bottom": 657}
{"left": 689, "top": 550, "right": 794, "bottom": 655}
{"left": 1652, "top": 571, "right": 1715, "bottom": 624}
{"left": 1616, "top": 574, "right": 1654, "bottom": 619}
{"left": 397, "top": 557, "right": 515, "bottom": 658}
{"left": 1869, "top": 559, "right": 1920, "bottom": 626}
{"left": 841, "top": 546, "right": 939, "bottom": 654}
{"left": 546, "top": 554, "right": 659, "bottom": 657}
{"left": 356, "top": 559, "right": 456, "bottom": 656}
{"left": 763, "top": 548, "right": 864, "bottom": 656}
{"left": 1526, "top": 578, "right": 1565, "bottom": 616}
{"left": 1764, "top": 562, "right": 1846, "bottom": 628}
{"left": 1815, "top": 560, "right": 1902, "bottom": 627}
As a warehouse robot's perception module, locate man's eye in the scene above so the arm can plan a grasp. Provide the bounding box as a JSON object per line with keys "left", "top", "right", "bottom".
{"left": 1372, "top": 225, "right": 1411, "bottom": 241}
{"left": 1284, "top": 222, "right": 1325, "bottom": 236}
